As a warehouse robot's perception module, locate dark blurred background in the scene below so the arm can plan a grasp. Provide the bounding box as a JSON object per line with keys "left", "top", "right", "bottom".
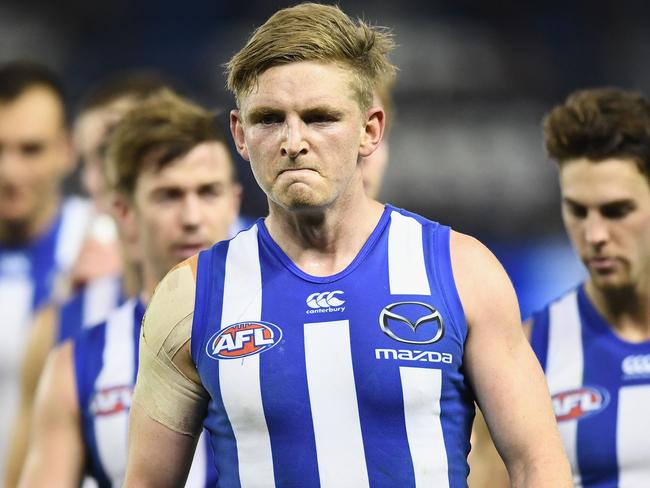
{"left": 9, "top": 0, "right": 644, "bottom": 315}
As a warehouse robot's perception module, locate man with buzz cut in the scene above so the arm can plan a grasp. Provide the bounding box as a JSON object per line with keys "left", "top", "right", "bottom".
{"left": 124, "top": 4, "right": 572, "bottom": 487}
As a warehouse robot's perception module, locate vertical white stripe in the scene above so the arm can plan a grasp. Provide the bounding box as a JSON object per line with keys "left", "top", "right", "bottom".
{"left": 83, "top": 275, "right": 121, "bottom": 328}
{"left": 546, "top": 291, "right": 583, "bottom": 485}
{"left": 218, "top": 226, "right": 275, "bottom": 487}
{"left": 55, "top": 197, "right": 93, "bottom": 271}
{"left": 184, "top": 430, "right": 208, "bottom": 488}
{"left": 304, "top": 320, "right": 369, "bottom": 488}
{"left": 0, "top": 275, "right": 33, "bottom": 476}
{"left": 617, "top": 385, "right": 650, "bottom": 487}
{"left": 400, "top": 366, "right": 449, "bottom": 488}
{"left": 93, "top": 300, "right": 136, "bottom": 486}
{"left": 388, "top": 211, "right": 431, "bottom": 295}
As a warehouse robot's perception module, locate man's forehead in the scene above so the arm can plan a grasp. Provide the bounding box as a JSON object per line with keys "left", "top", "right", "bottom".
{"left": 0, "top": 86, "right": 66, "bottom": 136}
{"left": 241, "top": 62, "right": 358, "bottom": 109}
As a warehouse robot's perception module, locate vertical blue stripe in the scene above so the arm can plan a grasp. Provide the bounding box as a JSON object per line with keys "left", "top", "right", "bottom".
{"left": 191, "top": 248, "right": 216, "bottom": 364}
{"left": 350, "top": 251, "right": 416, "bottom": 487}
{"left": 529, "top": 308, "right": 550, "bottom": 372}
{"left": 58, "top": 290, "right": 85, "bottom": 344}
{"left": 28, "top": 209, "right": 63, "bottom": 310}
{"left": 193, "top": 242, "right": 240, "bottom": 486}
{"left": 74, "top": 324, "right": 112, "bottom": 487}
{"left": 132, "top": 300, "right": 145, "bottom": 380}
{"left": 575, "top": 290, "right": 619, "bottom": 487}
{"left": 258, "top": 244, "right": 320, "bottom": 487}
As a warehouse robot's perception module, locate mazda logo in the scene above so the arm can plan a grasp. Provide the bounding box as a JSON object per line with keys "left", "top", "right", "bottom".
{"left": 379, "top": 302, "right": 444, "bottom": 345}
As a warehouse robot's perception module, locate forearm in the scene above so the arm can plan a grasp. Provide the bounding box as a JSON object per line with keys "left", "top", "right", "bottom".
{"left": 4, "top": 409, "right": 31, "bottom": 488}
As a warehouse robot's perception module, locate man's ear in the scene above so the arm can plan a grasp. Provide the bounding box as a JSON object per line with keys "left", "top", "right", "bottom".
{"left": 359, "top": 107, "right": 385, "bottom": 158}
{"left": 230, "top": 109, "right": 250, "bottom": 161}
{"left": 111, "top": 193, "right": 138, "bottom": 245}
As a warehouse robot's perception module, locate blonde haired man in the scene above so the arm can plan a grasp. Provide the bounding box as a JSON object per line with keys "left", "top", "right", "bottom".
{"left": 125, "top": 4, "right": 571, "bottom": 487}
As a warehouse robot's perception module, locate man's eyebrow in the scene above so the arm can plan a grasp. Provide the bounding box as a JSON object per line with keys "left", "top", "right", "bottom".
{"left": 246, "top": 107, "right": 283, "bottom": 122}
{"left": 299, "top": 106, "right": 344, "bottom": 117}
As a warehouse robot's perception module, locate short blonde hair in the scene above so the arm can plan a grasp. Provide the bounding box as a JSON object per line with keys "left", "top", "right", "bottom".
{"left": 105, "top": 89, "right": 232, "bottom": 196}
{"left": 226, "top": 2, "right": 396, "bottom": 112}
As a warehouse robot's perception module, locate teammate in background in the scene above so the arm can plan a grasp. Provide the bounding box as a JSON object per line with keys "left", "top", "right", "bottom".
{"left": 124, "top": 4, "right": 571, "bottom": 487}
{"left": 3, "top": 73, "right": 169, "bottom": 488}
{"left": 470, "top": 88, "right": 650, "bottom": 487}
{"left": 0, "top": 60, "right": 94, "bottom": 477}
{"left": 19, "top": 89, "right": 240, "bottom": 487}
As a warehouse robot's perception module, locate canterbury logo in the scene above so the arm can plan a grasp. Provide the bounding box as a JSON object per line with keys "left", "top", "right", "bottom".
{"left": 306, "top": 291, "right": 345, "bottom": 314}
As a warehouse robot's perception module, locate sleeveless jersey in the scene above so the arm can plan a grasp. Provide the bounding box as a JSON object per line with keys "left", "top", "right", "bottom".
{"left": 74, "top": 298, "right": 217, "bottom": 487}
{"left": 0, "top": 196, "right": 92, "bottom": 474}
{"left": 57, "top": 274, "right": 124, "bottom": 344}
{"left": 530, "top": 286, "right": 650, "bottom": 487}
{"left": 191, "top": 205, "right": 474, "bottom": 488}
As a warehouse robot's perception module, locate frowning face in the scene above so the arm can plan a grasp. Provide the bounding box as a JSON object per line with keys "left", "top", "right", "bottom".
{"left": 231, "top": 61, "right": 383, "bottom": 214}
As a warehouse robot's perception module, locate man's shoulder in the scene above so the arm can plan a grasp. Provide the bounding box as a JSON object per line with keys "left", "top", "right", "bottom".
{"left": 143, "top": 257, "right": 199, "bottom": 349}
{"left": 385, "top": 204, "right": 445, "bottom": 231}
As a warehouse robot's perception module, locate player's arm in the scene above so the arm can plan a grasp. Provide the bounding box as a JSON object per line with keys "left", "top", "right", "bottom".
{"left": 451, "top": 231, "right": 571, "bottom": 487}
{"left": 18, "top": 342, "right": 84, "bottom": 488}
{"left": 467, "top": 320, "right": 536, "bottom": 488}
{"left": 4, "top": 304, "right": 59, "bottom": 488}
{"left": 124, "top": 259, "right": 209, "bottom": 488}
{"left": 467, "top": 407, "right": 509, "bottom": 488}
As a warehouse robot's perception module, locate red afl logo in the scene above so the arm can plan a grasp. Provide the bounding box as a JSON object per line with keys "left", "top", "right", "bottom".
{"left": 89, "top": 385, "right": 133, "bottom": 416}
{"left": 552, "top": 386, "right": 609, "bottom": 422}
{"left": 206, "top": 321, "right": 283, "bottom": 360}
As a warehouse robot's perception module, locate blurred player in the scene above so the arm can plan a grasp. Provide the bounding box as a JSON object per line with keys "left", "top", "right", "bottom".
{"left": 124, "top": 4, "right": 571, "bottom": 487}
{"left": 2, "top": 72, "right": 169, "bottom": 488}
{"left": 19, "top": 89, "right": 240, "bottom": 487}
{"left": 0, "top": 60, "right": 93, "bottom": 477}
{"left": 470, "top": 88, "right": 650, "bottom": 487}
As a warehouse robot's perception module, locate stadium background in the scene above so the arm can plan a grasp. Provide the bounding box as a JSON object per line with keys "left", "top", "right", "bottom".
{"left": 6, "top": 0, "right": 644, "bottom": 317}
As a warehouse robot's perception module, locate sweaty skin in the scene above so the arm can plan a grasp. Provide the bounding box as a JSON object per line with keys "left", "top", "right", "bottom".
{"left": 132, "top": 256, "right": 208, "bottom": 436}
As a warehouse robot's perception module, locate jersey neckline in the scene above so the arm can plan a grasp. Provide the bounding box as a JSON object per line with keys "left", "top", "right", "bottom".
{"left": 257, "top": 204, "right": 393, "bottom": 284}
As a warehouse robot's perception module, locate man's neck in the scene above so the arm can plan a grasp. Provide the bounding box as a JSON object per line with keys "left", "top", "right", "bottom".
{"left": 585, "top": 279, "right": 650, "bottom": 342}
{"left": 0, "top": 196, "right": 60, "bottom": 246}
{"left": 265, "top": 191, "right": 385, "bottom": 277}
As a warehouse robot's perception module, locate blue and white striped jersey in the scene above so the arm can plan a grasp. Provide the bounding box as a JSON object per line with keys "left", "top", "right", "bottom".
{"left": 74, "top": 298, "right": 217, "bottom": 488}
{"left": 57, "top": 274, "right": 125, "bottom": 344}
{"left": 530, "top": 286, "right": 650, "bottom": 487}
{"left": 0, "top": 196, "right": 92, "bottom": 474}
{"left": 191, "top": 205, "right": 475, "bottom": 488}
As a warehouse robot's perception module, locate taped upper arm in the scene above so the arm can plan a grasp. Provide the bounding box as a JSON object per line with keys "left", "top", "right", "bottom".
{"left": 133, "top": 256, "right": 209, "bottom": 436}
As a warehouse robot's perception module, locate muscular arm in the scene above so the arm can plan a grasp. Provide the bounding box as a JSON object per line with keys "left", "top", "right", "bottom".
{"left": 451, "top": 232, "right": 570, "bottom": 487}
{"left": 468, "top": 322, "right": 535, "bottom": 488}
{"left": 124, "top": 259, "right": 209, "bottom": 487}
{"left": 18, "top": 342, "right": 84, "bottom": 488}
{"left": 4, "top": 304, "right": 58, "bottom": 488}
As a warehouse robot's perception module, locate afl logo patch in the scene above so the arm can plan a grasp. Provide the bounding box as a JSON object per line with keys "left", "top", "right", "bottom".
{"left": 206, "top": 321, "right": 283, "bottom": 360}
{"left": 552, "top": 386, "right": 610, "bottom": 422}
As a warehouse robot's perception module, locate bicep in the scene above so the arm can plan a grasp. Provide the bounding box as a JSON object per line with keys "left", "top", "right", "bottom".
{"left": 450, "top": 233, "right": 561, "bottom": 473}
{"left": 18, "top": 343, "right": 83, "bottom": 488}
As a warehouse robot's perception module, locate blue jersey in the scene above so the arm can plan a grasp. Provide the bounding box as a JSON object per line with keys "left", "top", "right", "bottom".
{"left": 57, "top": 274, "right": 125, "bottom": 344}
{"left": 530, "top": 286, "right": 650, "bottom": 487}
{"left": 191, "top": 205, "right": 474, "bottom": 488}
{"left": 0, "top": 196, "right": 92, "bottom": 472}
{"left": 74, "top": 298, "right": 217, "bottom": 487}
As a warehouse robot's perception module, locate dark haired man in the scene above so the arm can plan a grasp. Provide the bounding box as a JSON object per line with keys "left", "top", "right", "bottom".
{"left": 0, "top": 61, "right": 92, "bottom": 476}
